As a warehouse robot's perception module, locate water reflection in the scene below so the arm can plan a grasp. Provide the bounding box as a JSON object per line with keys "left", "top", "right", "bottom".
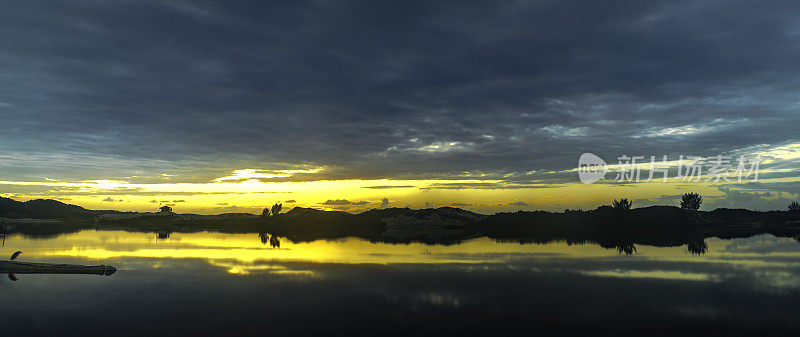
{"left": 1, "top": 230, "right": 799, "bottom": 336}
{"left": 0, "top": 230, "right": 798, "bottom": 283}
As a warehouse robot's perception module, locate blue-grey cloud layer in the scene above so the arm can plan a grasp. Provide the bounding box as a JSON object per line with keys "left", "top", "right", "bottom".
{"left": 1, "top": 0, "right": 799, "bottom": 182}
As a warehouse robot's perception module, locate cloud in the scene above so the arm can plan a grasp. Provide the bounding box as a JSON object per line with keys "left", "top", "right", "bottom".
{"left": 102, "top": 197, "right": 121, "bottom": 202}
{"left": 706, "top": 187, "right": 795, "bottom": 211}
{"left": 380, "top": 198, "right": 389, "bottom": 208}
{"left": 172, "top": 199, "right": 186, "bottom": 203}
{"left": 213, "top": 168, "right": 322, "bottom": 182}
{"left": 450, "top": 203, "right": 472, "bottom": 207}
{"left": 284, "top": 200, "right": 297, "bottom": 203}
{"left": 422, "top": 182, "right": 559, "bottom": 190}
{"left": 1, "top": 0, "right": 800, "bottom": 208}
{"left": 632, "top": 118, "right": 750, "bottom": 138}
{"left": 508, "top": 201, "right": 529, "bottom": 206}
{"left": 320, "top": 199, "right": 368, "bottom": 206}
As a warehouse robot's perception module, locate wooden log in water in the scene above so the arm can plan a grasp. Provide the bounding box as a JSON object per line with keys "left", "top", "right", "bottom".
{"left": 0, "top": 261, "right": 116, "bottom": 276}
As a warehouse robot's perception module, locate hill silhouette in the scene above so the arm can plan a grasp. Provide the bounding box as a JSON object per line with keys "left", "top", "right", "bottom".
{"left": 0, "top": 197, "right": 92, "bottom": 219}
{"left": 2, "top": 197, "right": 800, "bottom": 252}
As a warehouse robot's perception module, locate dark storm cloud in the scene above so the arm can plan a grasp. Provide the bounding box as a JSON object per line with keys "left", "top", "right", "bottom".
{"left": 2, "top": 0, "right": 800, "bottom": 183}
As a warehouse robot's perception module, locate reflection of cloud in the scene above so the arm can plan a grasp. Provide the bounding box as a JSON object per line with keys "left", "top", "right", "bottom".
{"left": 418, "top": 292, "right": 465, "bottom": 307}
{"left": 207, "top": 261, "right": 315, "bottom": 277}
{"left": 582, "top": 270, "right": 710, "bottom": 281}
{"left": 362, "top": 185, "right": 416, "bottom": 189}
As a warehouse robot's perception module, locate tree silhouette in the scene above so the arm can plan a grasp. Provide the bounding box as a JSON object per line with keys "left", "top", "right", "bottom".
{"left": 271, "top": 203, "right": 283, "bottom": 216}
{"left": 261, "top": 207, "right": 271, "bottom": 218}
{"left": 680, "top": 193, "right": 702, "bottom": 211}
{"left": 788, "top": 201, "right": 800, "bottom": 211}
{"left": 611, "top": 199, "right": 632, "bottom": 210}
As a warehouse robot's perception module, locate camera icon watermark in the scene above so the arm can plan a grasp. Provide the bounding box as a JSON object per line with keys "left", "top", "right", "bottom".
{"left": 578, "top": 153, "right": 608, "bottom": 184}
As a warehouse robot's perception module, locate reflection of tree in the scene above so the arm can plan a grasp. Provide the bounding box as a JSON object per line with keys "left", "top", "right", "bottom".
{"left": 258, "top": 233, "right": 281, "bottom": 248}
{"left": 793, "top": 234, "right": 800, "bottom": 244}
{"left": 687, "top": 238, "right": 708, "bottom": 255}
{"left": 616, "top": 243, "right": 637, "bottom": 255}
{"left": 157, "top": 231, "right": 171, "bottom": 240}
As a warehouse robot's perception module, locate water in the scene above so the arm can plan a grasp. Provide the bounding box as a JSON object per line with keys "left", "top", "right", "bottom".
{"left": 2, "top": 230, "right": 799, "bottom": 336}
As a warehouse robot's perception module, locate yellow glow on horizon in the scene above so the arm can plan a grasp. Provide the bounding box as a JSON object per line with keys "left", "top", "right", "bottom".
{"left": 0, "top": 175, "right": 794, "bottom": 214}
{"left": 1, "top": 160, "right": 798, "bottom": 214}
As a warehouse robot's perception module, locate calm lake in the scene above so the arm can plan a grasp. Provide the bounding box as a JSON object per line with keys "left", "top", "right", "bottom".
{"left": 2, "top": 230, "right": 799, "bottom": 336}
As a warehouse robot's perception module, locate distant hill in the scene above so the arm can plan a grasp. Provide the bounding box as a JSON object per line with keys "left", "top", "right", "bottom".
{"left": 0, "top": 197, "right": 92, "bottom": 219}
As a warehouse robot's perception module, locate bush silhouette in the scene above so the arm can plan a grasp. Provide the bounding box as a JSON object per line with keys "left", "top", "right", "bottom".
{"left": 789, "top": 201, "right": 800, "bottom": 211}
{"left": 611, "top": 199, "right": 632, "bottom": 210}
{"left": 680, "top": 193, "right": 702, "bottom": 211}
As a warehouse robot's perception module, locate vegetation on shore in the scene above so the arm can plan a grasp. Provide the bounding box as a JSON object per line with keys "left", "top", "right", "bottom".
{"left": 0, "top": 194, "right": 800, "bottom": 254}
{"left": 2, "top": 194, "right": 800, "bottom": 251}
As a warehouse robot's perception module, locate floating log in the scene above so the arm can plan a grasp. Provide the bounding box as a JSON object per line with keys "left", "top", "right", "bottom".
{"left": 0, "top": 260, "right": 116, "bottom": 276}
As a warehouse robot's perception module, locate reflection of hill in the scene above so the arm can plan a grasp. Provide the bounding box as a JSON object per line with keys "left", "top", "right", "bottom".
{"left": 477, "top": 206, "right": 800, "bottom": 254}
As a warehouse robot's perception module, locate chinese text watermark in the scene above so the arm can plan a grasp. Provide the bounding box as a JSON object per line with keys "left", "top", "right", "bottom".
{"left": 578, "top": 153, "right": 762, "bottom": 184}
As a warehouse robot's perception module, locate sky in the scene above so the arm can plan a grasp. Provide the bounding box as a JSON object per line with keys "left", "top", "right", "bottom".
{"left": 2, "top": 0, "right": 800, "bottom": 214}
